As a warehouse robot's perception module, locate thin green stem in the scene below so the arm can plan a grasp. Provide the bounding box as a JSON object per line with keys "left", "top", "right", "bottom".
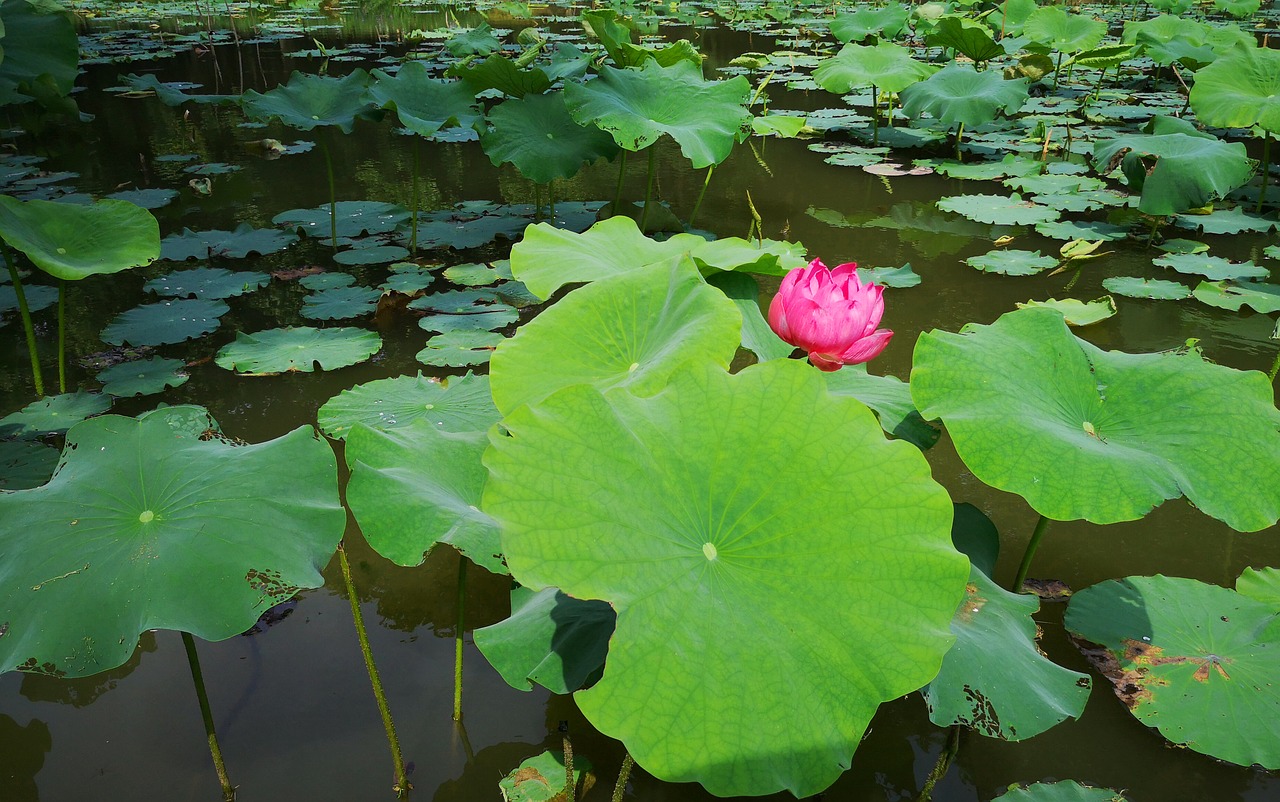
{"left": 1146, "top": 215, "right": 1162, "bottom": 247}
{"left": 613, "top": 150, "right": 627, "bottom": 210}
{"left": 871, "top": 84, "right": 879, "bottom": 145}
{"left": 338, "top": 545, "right": 410, "bottom": 796}
{"left": 320, "top": 137, "right": 338, "bottom": 249}
{"left": 1267, "top": 347, "right": 1279, "bottom": 382}
{"left": 410, "top": 138, "right": 420, "bottom": 254}
{"left": 1054, "top": 50, "right": 1064, "bottom": 90}
{"left": 1257, "top": 134, "right": 1271, "bottom": 215}
{"left": 453, "top": 556, "right": 468, "bottom": 722}
{"left": 954, "top": 122, "right": 964, "bottom": 162}
{"left": 917, "top": 726, "right": 960, "bottom": 802}
{"left": 548, "top": 178, "right": 556, "bottom": 221}
{"left": 181, "top": 632, "right": 236, "bottom": 802}
{"left": 3, "top": 241, "right": 43, "bottom": 397}
{"left": 687, "top": 164, "right": 715, "bottom": 230}
{"left": 57, "top": 280, "right": 66, "bottom": 394}
{"left": 611, "top": 753, "right": 634, "bottom": 802}
{"left": 1063, "top": 265, "right": 1083, "bottom": 291}
{"left": 1012, "top": 514, "right": 1052, "bottom": 593}
{"left": 640, "top": 146, "right": 656, "bottom": 232}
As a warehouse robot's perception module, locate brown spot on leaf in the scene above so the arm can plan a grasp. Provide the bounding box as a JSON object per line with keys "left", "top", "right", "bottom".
{"left": 1072, "top": 635, "right": 1153, "bottom": 710}
{"left": 1022, "top": 578, "right": 1073, "bottom": 603}
{"left": 956, "top": 583, "right": 987, "bottom": 623}
{"left": 271, "top": 265, "right": 324, "bottom": 281}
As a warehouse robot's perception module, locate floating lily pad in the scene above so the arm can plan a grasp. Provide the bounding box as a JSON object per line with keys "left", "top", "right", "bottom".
{"left": 443, "top": 262, "right": 509, "bottom": 286}
{"left": 317, "top": 371, "right": 499, "bottom": 439}
{"left": 965, "top": 249, "right": 1059, "bottom": 276}
{"left": 105, "top": 188, "right": 178, "bottom": 209}
{"left": 101, "top": 298, "right": 228, "bottom": 347}
{"left": 0, "top": 440, "right": 58, "bottom": 490}
{"left": 96, "top": 357, "right": 189, "bottom": 397}
{"left": 332, "top": 244, "right": 410, "bottom": 266}
{"left": 0, "top": 196, "right": 159, "bottom": 280}
{"left": 419, "top": 309, "right": 520, "bottom": 333}
{"left": 381, "top": 264, "right": 436, "bottom": 294}
{"left": 1191, "top": 280, "right": 1280, "bottom": 314}
{"left": 0, "top": 392, "right": 111, "bottom": 439}
{"left": 911, "top": 307, "right": 1280, "bottom": 530}
{"left": 1173, "top": 207, "right": 1278, "bottom": 235}
{"left": 416, "top": 329, "right": 504, "bottom": 367}
{"left": 301, "top": 285, "right": 382, "bottom": 320}
{"left": 274, "top": 202, "right": 410, "bottom": 238}
{"left": 824, "top": 365, "right": 940, "bottom": 450}
{"left": 160, "top": 225, "right": 298, "bottom": 261}
{"left": 483, "top": 359, "right": 966, "bottom": 797}
{"left": 299, "top": 272, "right": 356, "bottom": 291}
{"left": 490, "top": 258, "right": 740, "bottom": 416}
{"left": 409, "top": 288, "right": 508, "bottom": 314}
{"left": 994, "top": 780, "right": 1130, "bottom": 802}
{"left": 938, "top": 193, "right": 1059, "bottom": 226}
{"left": 857, "top": 263, "right": 921, "bottom": 288}
{"left": 0, "top": 406, "right": 344, "bottom": 677}
{"left": 345, "top": 422, "right": 503, "bottom": 573}
{"left": 215, "top": 327, "right": 382, "bottom": 375}
{"left": 144, "top": 267, "right": 270, "bottom": 299}
{"left": 1035, "top": 219, "right": 1129, "bottom": 241}
{"left": 1017, "top": 296, "right": 1117, "bottom": 326}
{"left": 1066, "top": 573, "right": 1280, "bottom": 769}
{"left": 1154, "top": 238, "right": 1208, "bottom": 255}
{"left": 497, "top": 750, "right": 593, "bottom": 802}
{"left": 1153, "top": 253, "right": 1269, "bottom": 281}
{"left": 1101, "top": 276, "right": 1191, "bottom": 300}
{"left": 475, "top": 587, "right": 615, "bottom": 694}
{"left": 0, "top": 282, "right": 57, "bottom": 314}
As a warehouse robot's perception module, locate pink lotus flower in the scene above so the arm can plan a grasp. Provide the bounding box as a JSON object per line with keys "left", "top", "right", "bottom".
{"left": 767, "top": 258, "right": 893, "bottom": 372}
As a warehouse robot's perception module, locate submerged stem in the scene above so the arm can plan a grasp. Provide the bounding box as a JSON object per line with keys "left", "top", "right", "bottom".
{"left": 410, "top": 138, "right": 420, "bottom": 254}
{"left": 613, "top": 150, "right": 627, "bottom": 210}
{"left": 320, "top": 137, "right": 338, "bottom": 248}
{"left": 548, "top": 178, "right": 556, "bottom": 221}
{"left": 181, "top": 631, "right": 236, "bottom": 802}
{"left": 338, "top": 544, "right": 410, "bottom": 796}
{"left": 871, "top": 84, "right": 879, "bottom": 145}
{"left": 687, "top": 164, "right": 715, "bottom": 230}
{"left": 57, "top": 280, "right": 66, "bottom": 394}
{"left": 3, "top": 241, "right": 43, "bottom": 397}
{"left": 611, "top": 753, "right": 635, "bottom": 802}
{"left": 1257, "top": 134, "right": 1271, "bottom": 215}
{"left": 1012, "top": 514, "right": 1052, "bottom": 593}
{"left": 954, "top": 122, "right": 964, "bottom": 162}
{"left": 916, "top": 725, "right": 960, "bottom": 802}
{"left": 640, "top": 146, "right": 656, "bottom": 232}
{"left": 453, "top": 556, "right": 468, "bottom": 722}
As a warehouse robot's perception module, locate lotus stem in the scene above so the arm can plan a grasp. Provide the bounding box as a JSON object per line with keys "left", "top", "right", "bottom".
{"left": 320, "top": 137, "right": 338, "bottom": 249}
{"left": 337, "top": 544, "right": 410, "bottom": 796}
{"left": 453, "top": 556, "right": 467, "bottom": 722}
{"left": 640, "top": 146, "right": 656, "bottom": 232}
{"left": 687, "top": 164, "right": 715, "bottom": 230}
{"left": 548, "top": 178, "right": 556, "bottom": 221}
{"left": 1257, "top": 134, "right": 1271, "bottom": 215}
{"left": 410, "top": 137, "right": 420, "bottom": 254}
{"left": 613, "top": 150, "right": 627, "bottom": 210}
{"left": 181, "top": 631, "right": 236, "bottom": 802}
{"left": 1268, "top": 348, "right": 1279, "bottom": 382}
{"left": 1012, "top": 514, "right": 1052, "bottom": 593}
{"left": 1053, "top": 51, "right": 1064, "bottom": 90}
{"left": 57, "top": 280, "right": 66, "bottom": 394}
{"left": 745, "top": 189, "right": 763, "bottom": 246}
{"left": 887, "top": 92, "right": 895, "bottom": 127}
{"left": 954, "top": 122, "right": 964, "bottom": 162}
{"left": 562, "top": 735, "right": 575, "bottom": 796}
{"left": 2, "top": 241, "right": 43, "bottom": 398}
{"left": 871, "top": 84, "right": 880, "bottom": 145}
{"left": 1146, "top": 215, "right": 1162, "bottom": 247}
{"left": 916, "top": 725, "right": 960, "bottom": 802}
{"left": 611, "top": 753, "right": 634, "bottom": 802}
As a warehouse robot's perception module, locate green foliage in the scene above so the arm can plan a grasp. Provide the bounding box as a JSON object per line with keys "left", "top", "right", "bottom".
{"left": 96, "top": 357, "right": 188, "bottom": 397}
{"left": 900, "top": 64, "right": 1029, "bottom": 128}
{"left": 0, "top": 196, "right": 158, "bottom": 280}
{"left": 241, "top": 70, "right": 379, "bottom": 134}
{"left": 0, "top": 391, "right": 110, "bottom": 438}
{"left": 318, "top": 372, "right": 499, "bottom": 439}
{"left": 0, "top": 0, "right": 77, "bottom": 109}
{"left": 474, "top": 587, "right": 614, "bottom": 694}
{"left": 814, "top": 42, "right": 937, "bottom": 95}
{"left": 928, "top": 16, "right": 1004, "bottom": 64}
{"left": 101, "top": 299, "right": 228, "bottom": 347}
{"left": 831, "top": 4, "right": 910, "bottom": 42}
{"left": 481, "top": 90, "right": 620, "bottom": 183}
{"left": 369, "top": 63, "right": 482, "bottom": 138}
{"left": 995, "top": 781, "right": 1130, "bottom": 801}
{"left": 215, "top": 326, "right": 382, "bottom": 374}
{"left": 1022, "top": 6, "right": 1106, "bottom": 54}
{"left": 1189, "top": 45, "right": 1280, "bottom": 134}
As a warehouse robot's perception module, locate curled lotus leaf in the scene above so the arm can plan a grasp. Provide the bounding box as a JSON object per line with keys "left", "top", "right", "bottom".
{"left": 814, "top": 42, "right": 938, "bottom": 95}
{"left": 240, "top": 70, "right": 378, "bottom": 134}
{"left": 369, "top": 62, "right": 482, "bottom": 138}
{"left": 483, "top": 358, "right": 966, "bottom": 797}
{"left": 0, "top": 195, "right": 158, "bottom": 280}
{"left": 1188, "top": 44, "right": 1280, "bottom": 133}
{"left": 481, "top": 90, "right": 620, "bottom": 184}
{"left": 899, "top": 64, "right": 1029, "bottom": 129}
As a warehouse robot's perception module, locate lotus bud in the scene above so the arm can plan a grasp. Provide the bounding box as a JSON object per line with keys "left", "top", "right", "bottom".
{"left": 766, "top": 258, "right": 893, "bottom": 372}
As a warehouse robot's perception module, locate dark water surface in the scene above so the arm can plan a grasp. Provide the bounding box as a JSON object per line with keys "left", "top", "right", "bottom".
{"left": 2, "top": 8, "right": 1279, "bottom": 801}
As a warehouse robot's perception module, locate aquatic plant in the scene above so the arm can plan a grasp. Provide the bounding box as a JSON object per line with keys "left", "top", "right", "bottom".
{"left": 767, "top": 258, "right": 893, "bottom": 371}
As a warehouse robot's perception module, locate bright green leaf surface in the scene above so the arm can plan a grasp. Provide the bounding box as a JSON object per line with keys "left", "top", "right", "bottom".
{"left": 1101, "top": 276, "right": 1192, "bottom": 300}
{"left": 995, "top": 780, "right": 1130, "bottom": 802}
{"left": 416, "top": 329, "right": 503, "bottom": 367}
{"left": 318, "top": 371, "right": 499, "bottom": 439}
{"left": 498, "top": 750, "right": 592, "bottom": 802}
{"left": 1023, "top": 6, "right": 1107, "bottom": 54}
{"left": 965, "top": 249, "right": 1058, "bottom": 276}
{"left": 705, "top": 271, "right": 795, "bottom": 363}
{"left": 1191, "top": 280, "right": 1280, "bottom": 313}
{"left": 938, "top": 193, "right": 1059, "bottom": 226}
{"left": 483, "top": 359, "right": 966, "bottom": 797}
{"left": 144, "top": 267, "right": 270, "bottom": 299}
{"left": 481, "top": 90, "right": 620, "bottom": 184}
{"left": 0, "top": 196, "right": 158, "bottom": 280}
{"left": 1237, "top": 567, "right": 1280, "bottom": 608}
{"left": 814, "top": 42, "right": 937, "bottom": 95}
{"left": 911, "top": 307, "right": 1280, "bottom": 529}
{"left": 1016, "top": 296, "right": 1117, "bottom": 326}
{"left": 900, "top": 65, "right": 1029, "bottom": 129}
{"left": 1153, "top": 253, "right": 1269, "bottom": 281}
{"left": 101, "top": 299, "right": 228, "bottom": 347}
{"left": 215, "top": 326, "right": 382, "bottom": 374}
{"left": 1189, "top": 46, "right": 1280, "bottom": 133}
{"left": 824, "top": 365, "right": 940, "bottom": 450}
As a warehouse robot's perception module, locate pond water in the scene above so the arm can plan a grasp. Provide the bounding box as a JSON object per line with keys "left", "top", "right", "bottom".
{"left": 2, "top": 2, "right": 1279, "bottom": 800}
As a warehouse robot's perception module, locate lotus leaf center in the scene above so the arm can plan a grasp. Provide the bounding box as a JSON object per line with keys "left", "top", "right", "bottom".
{"left": 628, "top": 362, "right": 639, "bottom": 373}
{"left": 702, "top": 542, "right": 718, "bottom": 561}
{"left": 424, "top": 403, "right": 435, "bottom": 409}
{"left": 138, "top": 510, "right": 155, "bottom": 524}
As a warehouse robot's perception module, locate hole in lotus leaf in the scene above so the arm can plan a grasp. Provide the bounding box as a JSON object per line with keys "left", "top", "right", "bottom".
{"left": 961, "top": 684, "right": 1003, "bottom": 737}
{"left": 17, "top": 657, "right": 65, "bottom": 678}
{"left": 245, "top": 568, "right": 300, "bottom": 604}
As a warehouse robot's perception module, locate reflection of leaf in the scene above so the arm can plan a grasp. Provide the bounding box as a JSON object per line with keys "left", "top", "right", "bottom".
{"left": 485, "top": 358, "right": 965, "bottom": 797}
{"left": 1067, "top": 574, "right": 1280, "bottom": 769}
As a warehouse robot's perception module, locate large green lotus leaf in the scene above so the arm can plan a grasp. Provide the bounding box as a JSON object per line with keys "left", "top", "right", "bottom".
{"left": 824, "top": 365, "right": 940, "bottom": 450}
{"left": 1066, "top": 574, "right": 1280, "bottom": 768}
{"left": 1174, "top": 207, "right": 1278, "bottom": 235}
{"left": 444, "top": 22, "right": 501, "bottom": 57}
{"left": 1092, "top": 118, "right": 1253, "bottom": 216}
{"left": 705, "top": 271, "right": 794, "bottom": 363}
{"left": 481, "top": 91, "right": 620, "bottom": 184}
{"left": 831, "top": 5, "right": 910, "bottom": 42}
{"left": 240, "top": 70, "right": 377, "bottom": 134}
{"left": 483, "top": 359, "right": 966, "bottom": 797}
{"left": 474, "top": 587, "right": 615, "bottom": 695}
{"left": 0, "top": 0, "right": 77, "bottom": 104}
{"left": 563, "top": 59, "right": 752, "bottom": 169}
{"left": 0, "top": 406, "right": 344, "bottom": 677}
{"left": 0, "top": 391, "right": 110, "bottom": 439}
{"left": 925, "top": 558, "right": 1091, "bottom": 740}
{"left": 900, "top": 64, "right": 1029, "bottom": 129}
{"left": 1153, "top": 253, "right": 1268, "bottom": 281}
{"left": 1191, "top": 280, "right": 1280, "bottom": 314}
{"left": 369, "top": 63, "right": 481, "bottom": 138}
{"left": 0, "top": 439, "right": 58, "bottom": 490}
{"left": 1237, "top": 567, "right": 1280, "bottom": 608}
{"left": 490, "top": 258, "right": 740, "bottom": 416}
{"left": 689, "top": 237, "right": 806, "bottom": 277}
{"left": 345, "top": 421, "right": 504, "bottom": 573}
{"left": 928, "top": 16, "right": 1005, "bottom": 64}
{"left": 1189, "top": 43, "right": 1280, "bottom": 133}
{"left": 509, "top": 215, "right": 705, "bottom": 300}
{"left": 1101, "top": 276, "right": 1191, "bottom": 300}
{"left": 318, "top": 371, "right": 498, "bottom": 439}
{"left": 215, "top": 327, "right": 382, "bottom": 375}
{"left": 449, "top": 54, "right": 552, "bottom": 99}
{"left": 0, "top": 196, "right": 158, "bottom": 280}
{"left": 144, "top": 266, "right": 270, "bottom": 300}
{"left": 813, "top": 42, "right": 938, "bottom": 95}
{"left": 1022, "top": 6, "right": 1106, "bottom": 54}
{"left": 159, "top": 224, "right": 297, "bottom": 261}
{"left": 995, "top": 781, "right": 1130, "bottom": 801}
{"left": 581, "top": 9, "right": 701, "bottom": 69}
{"left": 101, "top": 298, "right": 228, "bottom": 347}
{"left": 911, "top": 307, "right": 1280, "bottom": 530}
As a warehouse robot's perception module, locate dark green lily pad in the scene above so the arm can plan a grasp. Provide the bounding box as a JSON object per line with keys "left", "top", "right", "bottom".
{"left": 274, "top": 202, "right": 410, "bottom": 238}
{"left": 144, "top": 267, "right": 270, "bottom": 299}
{"left": 474, "top": 587, "right": 615, "bottom": 694}
{"left": 0, "top": 406, "right": 344, "bottom": 677}
{"left": 417, "top": 329, "right": 504, "bottom": 367}
{"left": 994, "top": 781, "right": 1130, "bottom": 801}
{"left": 105, "top": 188, "right": 178, "bottom": 209}
{"left": 317, "top": 371, "right": 499, "bottom": 439}
{"left": 101, "top": 298, "right": 228, "bottom": 347}
{"left": 160, "top": 225, "right": 298, "bottom": 261}
{"left": 0, "top": 392, "right": 111, "bottom": 439}
{"left": 1066, "top": 573, "right": 1280, "bottom": 769}
{"left": 1174, "top": 208, "right": 1278, "bottom": 235}
{"left": 332, "top": 245, "right": 410, "bottom": 266}
{"left": 965, "top": 249, "right": 1058, "bottom": 276}
{"left": 215, "top": 327, "right": 382, "bottom": 375}
{"left": 96, "top": 357, "right": 189, "bottom": 397}
{"left": 419, "top": 309, "right": 520, "bottom": 333}
{"left": 857, "top": 263, "right": 921, "bottom": 288}
{"left": 938, "top": 193, "right": 1059, "bottom": 226}
{"left": 1153, "top": 253, "right": 1269, "bottom": 281}
{"left": 240, "top": 69, "right": 377, "bottom": 134}
{"left": 1101, "top": 276, "right": 1191, "bottom": 300}
{"left": 911, "top": 307, "right": 1280, "bottom": 530}
{"left": 900, "top": 64, "right": 1029, "bottom": 129}
{"left": 481, "top": 90, "right": 620, "bottom": 184}
{"left": 704, "top": 271, "right": 794, "bottom": 364}
{"left": 0, "top": 282, "right": 56, "bottom": 314}
{"left": 381, "top": 264, "right": 436, "bottom": 294}
{"left": 0, "top": 440, "right": 58, "bottom": 490}
{"left": 299, "top": 272, "right": 356, "bottom": 291}
{"left": 301, "top": 286, "right": 382, "bottom": 320}
{"left": 824, "top": 365, "right": 940, "bottom": 450}
{"left": 1035, "top": 219, "right": 1129, "bottom": 241}
{"left": 369, "top": 62, "right": 482, "bottom": 138}
{"left": 409, "top": 288, "right": 508, "bottom": 314}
